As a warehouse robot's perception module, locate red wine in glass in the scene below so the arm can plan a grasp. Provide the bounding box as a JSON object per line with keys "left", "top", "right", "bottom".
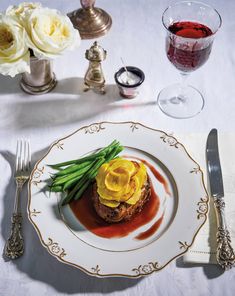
{"left": 158, "top": 1, "right": 221, "bottom": 119}
{"left": 166, "top": 21, "right": 213, "bottom": 72}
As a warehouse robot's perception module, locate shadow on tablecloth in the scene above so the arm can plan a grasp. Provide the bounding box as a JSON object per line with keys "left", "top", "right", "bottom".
{"left": 0, "top": 77, "right": 118, "bottom": 129}
{"left": 0, "top": 76, "right": 155, "bottom": 131}
{"left": 176, "top": 256, "right": 224, "bottom": 279}
{"left": 0, "top": 147, "right": 142, "bottom": 293}
{"left": 0, "top": 75, "right": 21, "bottom": 94}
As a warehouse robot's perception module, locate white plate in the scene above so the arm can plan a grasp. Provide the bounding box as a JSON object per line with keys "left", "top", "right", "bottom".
{"left": 28, "top": 122, "right": 208, "bottom": 278}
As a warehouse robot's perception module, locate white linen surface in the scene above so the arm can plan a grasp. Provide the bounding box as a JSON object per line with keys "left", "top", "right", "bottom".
{"left": 1, "top": 0, "right": 235, "bottom": 295}
{"left": 178, "top": 133, "right": 235, "bottom": 264}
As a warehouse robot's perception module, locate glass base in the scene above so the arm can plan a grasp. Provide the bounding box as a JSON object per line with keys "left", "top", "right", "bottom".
{"left": 157, "top": 83, "right": 204, "bottom": 119}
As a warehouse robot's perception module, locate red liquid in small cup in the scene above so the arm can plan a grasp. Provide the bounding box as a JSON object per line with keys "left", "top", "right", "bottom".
{"left": 167, "top": 21, "right": 213, "bottom": 72}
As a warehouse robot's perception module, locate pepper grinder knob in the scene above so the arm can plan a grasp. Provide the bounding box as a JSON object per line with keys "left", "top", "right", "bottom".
{"left": 80, "top": 0, "right": 95, "bottom": 9}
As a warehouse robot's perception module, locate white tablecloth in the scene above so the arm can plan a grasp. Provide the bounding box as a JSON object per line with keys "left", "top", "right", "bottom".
{"left": 1, "top": 0, "right": 235, "bottom": 295}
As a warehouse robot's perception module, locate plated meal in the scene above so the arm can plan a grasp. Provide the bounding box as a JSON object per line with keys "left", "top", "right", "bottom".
{"left": 49, "top": 140, "right": 169, "bottom": 241}
{"left": 28, "top": 122, "right": 208, "bottom": 277}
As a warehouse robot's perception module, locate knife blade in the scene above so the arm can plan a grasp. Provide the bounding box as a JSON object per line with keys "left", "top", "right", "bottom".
{"left": 206, "top": 129, "right": 224, "bottom": 198}
{"left": 206, "top": 128, "right": 235, "bottom": 269}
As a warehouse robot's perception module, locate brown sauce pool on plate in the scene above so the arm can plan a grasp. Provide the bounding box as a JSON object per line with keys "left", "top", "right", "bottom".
{"left": 69, "top": 157, "right": 169, "bottom": 240}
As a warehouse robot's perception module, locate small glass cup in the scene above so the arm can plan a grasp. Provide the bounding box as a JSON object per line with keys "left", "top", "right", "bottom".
{"left": 114, "top": 66, "right": 145, "bottom": 99}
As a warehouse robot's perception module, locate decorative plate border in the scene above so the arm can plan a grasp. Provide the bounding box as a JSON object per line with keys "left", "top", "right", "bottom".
{"left": 28, "top": 121, "right": 209, "bottom": 278}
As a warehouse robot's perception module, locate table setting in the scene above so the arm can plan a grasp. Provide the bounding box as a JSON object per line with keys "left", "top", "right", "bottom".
{"left": 0, "top": 0, "right": 235, "bottom": 295}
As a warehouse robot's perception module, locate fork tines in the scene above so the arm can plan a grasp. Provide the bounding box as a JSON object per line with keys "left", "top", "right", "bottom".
{"left": 16, "top": 139, "right": 31, "bottom": 172}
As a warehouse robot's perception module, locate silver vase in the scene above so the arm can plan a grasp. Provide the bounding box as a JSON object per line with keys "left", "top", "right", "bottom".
{"left": 20, "top": 56, "right": 57, "bottom": 95}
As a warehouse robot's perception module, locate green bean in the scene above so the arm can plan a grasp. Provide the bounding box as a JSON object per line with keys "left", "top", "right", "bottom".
{"left": 54, "top": 161, "right": 92, "bottom": 177}
{"left": 63, "top": 174, "right": 88, "bottom": 205}
{"left": 48, "top": 151, "right": 105, "bottom": 169}
{"left": 63, "top": 146, "right": 122, "bottom": 205}
{"left": 99, "top": 140, "right": 119, "bottom": 155}
{"left": 63, "top": 157, "right": 105, "bottom": 205}
{"left": 50, "top": 140, "right": 124, "bottom": 205}
{"left": 63, "top": 175, "right": 83, "bottom": 191}
{"left": 49, "top": 140, "right": 118, "bottom": 169}
{"left": 49, "top": 185, "right": 63, "bottom": 192}
{"left": 74, "top": 179, "right": 91, "bottom": 201}
{"left": 52, "top": 162, "right": 95, "bottom": 186}
{"left": 61, "top": 194, "right": 72, "bottom": 206}
{"left": 105, "top": 145, "right": 124, "bottom": 163}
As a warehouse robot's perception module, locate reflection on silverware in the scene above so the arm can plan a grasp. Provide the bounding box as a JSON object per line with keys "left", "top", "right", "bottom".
{"left": 84, "top": 41, "right": 107, "bottom": 94}
{"left": 4, "top": 139, "right": 31, "bottom": 259}
{"left": 206, "top": 128, "right": 235, "bottom": 269}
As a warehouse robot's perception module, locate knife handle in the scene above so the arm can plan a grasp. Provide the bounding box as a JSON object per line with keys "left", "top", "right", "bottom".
{"left": 214, "top": 197, "right": 235, "bottom": 270}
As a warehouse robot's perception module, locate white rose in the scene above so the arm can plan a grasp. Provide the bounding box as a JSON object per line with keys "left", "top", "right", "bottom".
{"left": 6, "top": 2, "right": 41, "bottom": 24}
{"left": 26, "top": 8, "right": 81, "bottom": 59}
{"left": 0, "top": 14, "right": 30, "bottom": 77}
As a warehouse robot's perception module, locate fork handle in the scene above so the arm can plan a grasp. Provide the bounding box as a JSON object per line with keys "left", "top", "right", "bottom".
{"left": 4, "top": 213, "right": 24, "bottom": 259}
{"left": 214, "top": 197, "right": 235, "bottom": 269}
{"left": 4, "top": 182, "right": 25, "bottom": 259}
{"left": 14, "top": 180, "right": 25, "bottom": 213}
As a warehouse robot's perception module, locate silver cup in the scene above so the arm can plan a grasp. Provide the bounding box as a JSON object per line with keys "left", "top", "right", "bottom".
{"left": 20, "top": 57, "right": 57, "bottom": 95}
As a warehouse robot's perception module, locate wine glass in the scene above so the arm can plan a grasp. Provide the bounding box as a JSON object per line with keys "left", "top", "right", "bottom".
{"left": 157, "top": 1, "right": 222, "bottom": 119}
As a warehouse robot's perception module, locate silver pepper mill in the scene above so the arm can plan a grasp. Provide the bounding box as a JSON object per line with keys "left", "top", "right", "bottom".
{"left": 84, "top": 41, "right": 107, "bottom": 94}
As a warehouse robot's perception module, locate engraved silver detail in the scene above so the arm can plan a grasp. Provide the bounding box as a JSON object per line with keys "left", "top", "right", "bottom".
{"left": 4, "top": 214, "right": 24, "bottom": 259}
{"left": 214, "top": 197, "right": 235, "bottom": 269}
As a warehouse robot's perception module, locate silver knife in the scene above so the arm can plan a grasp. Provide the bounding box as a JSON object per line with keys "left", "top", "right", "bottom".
{"left": 206, "top": 128, "right": 235, "bottom": 269}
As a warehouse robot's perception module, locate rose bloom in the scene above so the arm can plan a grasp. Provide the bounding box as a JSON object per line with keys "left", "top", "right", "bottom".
{"left": 0, "top": 14, "right": 29, "bottom": 77}
{"left": 25, "top": 7, "right": 80, "bottom": 59}
{"left": 6, "top": 2, "right": 41, "bottom": 24}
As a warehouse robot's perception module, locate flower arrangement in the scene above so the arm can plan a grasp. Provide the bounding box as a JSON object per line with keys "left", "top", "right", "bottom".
{"left": 0, "top": 2, "right": 80, "bottom": 77}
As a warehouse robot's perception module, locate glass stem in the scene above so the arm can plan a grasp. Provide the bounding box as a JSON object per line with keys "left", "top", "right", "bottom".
{"left": 178, "top": 72, "right": 189, "bottom": 103}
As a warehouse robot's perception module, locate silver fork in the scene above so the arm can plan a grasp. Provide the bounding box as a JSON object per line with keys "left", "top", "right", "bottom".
{"left": 4, "top": 139, "right": 31, "bottom": 259}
